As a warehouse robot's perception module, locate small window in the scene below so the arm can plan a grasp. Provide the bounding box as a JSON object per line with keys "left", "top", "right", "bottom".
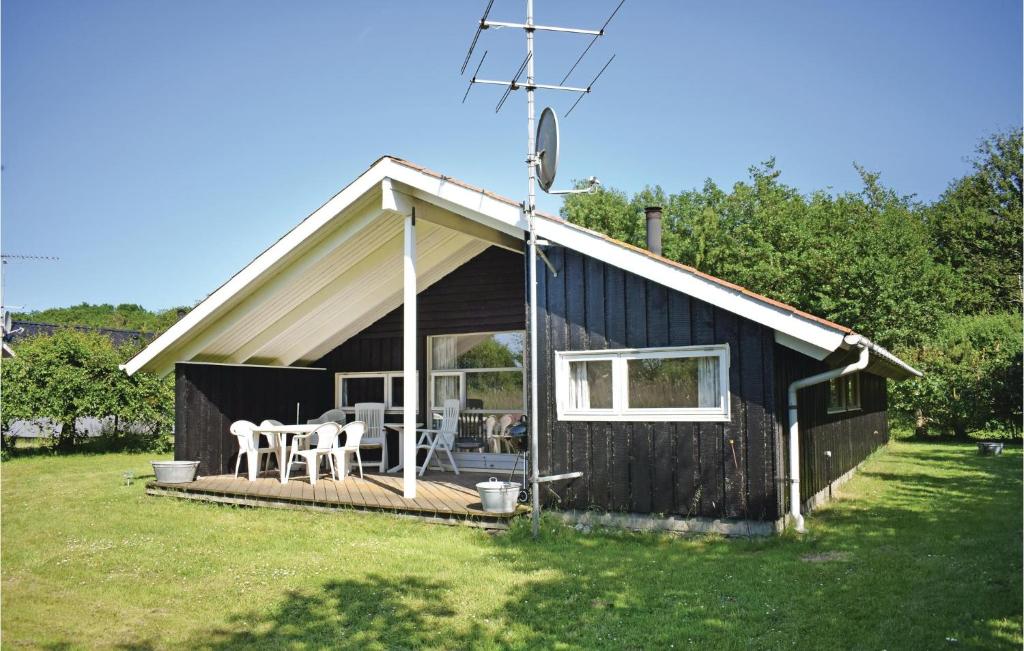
{"left": 336, "top": 372, "right": 407, "bottom": 411}
{"left": 828, "top": 378, "right": 845, "bottom": 412}
{"left": 340, "top": 374, "right": 385, "bottom": 407}
{"left": 567, "top": 360, "right": 613, "bottom": 410}
{"left": 556, "top": 345, "right": 730, "bottom": 422}
{"left": 390, "top": 376, "right": 405, "bottom": 408}
{"left": 827, "top": 374, "right": 862, "bottom": 414}
{"left": 432, "top": 372, "right": 462, "bottom": 407}
{"left": 845, "top": 374, "right": 860, "bottom": 410}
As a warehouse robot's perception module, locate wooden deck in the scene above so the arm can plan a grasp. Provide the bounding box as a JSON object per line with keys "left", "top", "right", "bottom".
{"left": 146, "top": 470, "right": 529, "bottom": 529}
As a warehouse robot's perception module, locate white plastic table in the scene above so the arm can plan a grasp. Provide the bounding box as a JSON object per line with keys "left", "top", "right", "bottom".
{"left": 252, "top": 423, "right": 321, "bottom": 483}
{"left": 384, "top": 423, "right": 423, "bottom": 473}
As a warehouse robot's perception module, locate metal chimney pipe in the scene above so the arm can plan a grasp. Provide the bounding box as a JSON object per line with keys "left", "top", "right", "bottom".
{"left": 645, "top": 206, "right": 662, "bottom": 256}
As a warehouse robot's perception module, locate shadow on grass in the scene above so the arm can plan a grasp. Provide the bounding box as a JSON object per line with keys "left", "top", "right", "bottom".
{"left": 160, "top": 442, "right": 1020, "bottom": 650}
{"left": 183, "top": 576, "right": 480, "bottom": 650}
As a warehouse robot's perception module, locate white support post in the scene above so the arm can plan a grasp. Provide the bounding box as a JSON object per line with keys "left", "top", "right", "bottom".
{"left": 403, "top": 210, "right": 417, "bottom": 499}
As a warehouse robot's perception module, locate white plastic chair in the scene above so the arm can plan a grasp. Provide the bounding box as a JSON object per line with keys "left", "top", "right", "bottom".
{"left": 231, "top": 420, "right": 276, "bottom": 479}
{"left": 258, "top": 419, "right": 285, "bottom": 470}
{"left": 329, "top": 421, "right": 367, "bottom": 480}
{"left": 483, "top": 415, "right": 500, "bottom": 454}
{"left": 354, "top": 403, "right": 387, "bottom": 472}
{"left": 284, "top": 422, "right": 342, "bottom": 486}
{"left": 496, "top": 414, "right": 514, "bottom": 453}
{"left": 307, "top": 409, "right": 347, "bottom": 425}
{"left": 415, "top": 399, "right": 460, "bottom": 476}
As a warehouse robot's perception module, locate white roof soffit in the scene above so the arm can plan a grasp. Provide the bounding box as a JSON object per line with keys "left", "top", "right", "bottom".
{"left": 122, "top": 158, "right": 526, "bottom": 377}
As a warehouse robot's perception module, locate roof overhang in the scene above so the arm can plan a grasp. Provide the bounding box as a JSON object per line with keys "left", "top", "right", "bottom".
{"left": 123, "top": 157, "right": 529, "bottom": 376}
{"left": 124, "top": 156, "right": 919, "bottom": 381}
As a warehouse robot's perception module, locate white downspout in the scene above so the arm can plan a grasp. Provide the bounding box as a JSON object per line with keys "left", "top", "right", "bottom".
{"left": 787, "top": 334, "right": 871, "bottom": 532}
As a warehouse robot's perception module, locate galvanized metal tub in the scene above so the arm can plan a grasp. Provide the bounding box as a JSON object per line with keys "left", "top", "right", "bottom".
{"left": 977, "top": 442, "right": 1004, "bottom": 456}
{"left": 151, "top": 460, "right": 199, "bottom": 483}
{"left": 476, "top": 477, "right": 521, "bottom": 513}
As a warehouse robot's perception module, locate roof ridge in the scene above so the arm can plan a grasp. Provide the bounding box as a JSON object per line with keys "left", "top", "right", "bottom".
{"left": 385, "top": 156, "right": 852, "bottom": 334}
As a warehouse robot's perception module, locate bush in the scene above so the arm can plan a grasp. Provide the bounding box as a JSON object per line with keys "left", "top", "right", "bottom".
{"left": 1, "top": 329, "right": 173, "bottom": 453}
{"left": 891, "top": 313, "right": 1022, "bottom": 438}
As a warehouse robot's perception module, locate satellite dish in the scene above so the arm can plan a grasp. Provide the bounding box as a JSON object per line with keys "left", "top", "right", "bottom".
{"left": 536, "top": 107, "right": 559, "bottom": 192}
{"left": 3, "top": 311, "right": 11, "bottom": 335}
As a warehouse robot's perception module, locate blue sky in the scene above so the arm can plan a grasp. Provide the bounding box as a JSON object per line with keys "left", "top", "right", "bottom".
{"left": 2, "top": 0, "right": 1021, "bottom": 312}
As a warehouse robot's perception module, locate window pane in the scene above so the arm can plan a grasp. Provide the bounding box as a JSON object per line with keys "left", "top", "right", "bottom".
{"left": 466, "top": 371, "right": 523, "bottom": 411}
{"left": 432, "top": 374, "right": 461, "bottom": 407}
{"left": 567, "top": 360, "right": 613, "bottom": 409}
{"left": 432, "top": 332, "right": 524, "bottom": 370}
{"left": 342, "top": 377, "right": 385, "bottom": 406}
{"left": 845, "top": 375, "right": 860, "bottom": 408}
{"left": 391, "top": 376, "right": 404, "bottom": 408}
{"left": 627, "top": 357, "right": 708, "bottom": 409}
{"left": 828, "top": 379, "right": 844, "bottom": 411}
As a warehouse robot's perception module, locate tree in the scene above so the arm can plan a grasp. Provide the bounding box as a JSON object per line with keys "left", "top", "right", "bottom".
{"left": 565, "top": 160, "right": 955, "bottom": 349}
{"left": 12, "top": 302, "right": 191, "bottom": 334}
{"left": 0, "top": 330, "right": 173, "bottom": 451}
{"left": 890, "top": 314, "right": 1022, "bottom": 438}
{"left": 559, "top": 183, "right": 638, "bottom": 245}
{"left": 924, "top": 129, "right": 1023, "bottom": 314}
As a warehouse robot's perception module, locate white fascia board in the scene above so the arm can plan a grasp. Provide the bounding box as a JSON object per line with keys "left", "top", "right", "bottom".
{"left": 535, "top": 219, "right": 848, "bottom": 354}
{"left": 175, "top": 361, "right": 327, "bottom": 371}
{"left": 381, "top": 160, "right": 527, "bottom": 238}
{"left": 122, "top": 158, "right": 394, "bottom": 376}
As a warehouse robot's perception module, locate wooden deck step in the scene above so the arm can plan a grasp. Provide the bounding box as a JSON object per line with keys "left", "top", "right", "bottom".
{"left": 146, "top": 470, "right": 528, "bottom": 530}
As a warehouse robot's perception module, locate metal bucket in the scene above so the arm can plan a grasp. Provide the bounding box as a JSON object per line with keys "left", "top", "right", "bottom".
{"left": 476, "top": 477, "right": 521, "bottom": 513}
{"left": 977, "top": 442, "right": 1004, "bottom": 456}
{"left": 151, "top": 460, "right": 199, "bottom": 483}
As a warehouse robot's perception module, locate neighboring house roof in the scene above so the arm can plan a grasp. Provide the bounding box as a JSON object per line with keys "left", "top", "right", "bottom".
{"left": 6, "top": 321, "right": 153, "bottom": 348}
{"left": 122, "top": 156, "right": 920, "bottom": 380}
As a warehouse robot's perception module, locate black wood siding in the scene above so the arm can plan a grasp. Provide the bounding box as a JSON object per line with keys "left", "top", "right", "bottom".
{"left": 314, "top": 246, "right": 525, "bottom": 446}
{"left": 173, "top": 247, "right": 523, "bottom": 476}
{"left": 174, "top": 363, "right": 332, "bottom": 475}
{"left": 532, "top": 246, "right": 781, "bottom": 521}
{"left": 773, "top": 344, "right": 889, "bottom": 504}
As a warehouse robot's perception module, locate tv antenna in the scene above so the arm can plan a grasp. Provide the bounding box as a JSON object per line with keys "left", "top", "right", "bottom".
{"left": 1, "top": 253, "right": 60, "bottom": 313}
{"left": 459, "top": 0, "right": 625, "bottom": 537}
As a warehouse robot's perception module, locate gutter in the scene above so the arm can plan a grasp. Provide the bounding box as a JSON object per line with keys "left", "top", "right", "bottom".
{"left": 786, "top": 333, "right": 873, "bottom": 532}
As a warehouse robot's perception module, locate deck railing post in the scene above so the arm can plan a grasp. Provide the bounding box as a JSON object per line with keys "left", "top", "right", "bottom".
{"left": 403, "top": 209, "right": 417, "bottom": 499}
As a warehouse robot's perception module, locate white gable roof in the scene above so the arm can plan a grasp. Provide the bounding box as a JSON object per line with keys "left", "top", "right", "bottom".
{"left": 123, "top": 156, "right": 919, "bottom": 379}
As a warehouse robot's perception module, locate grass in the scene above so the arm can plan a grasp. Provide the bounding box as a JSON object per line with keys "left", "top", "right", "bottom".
{"left": 2, "top": 441, "right": 1021, "bottom": 650}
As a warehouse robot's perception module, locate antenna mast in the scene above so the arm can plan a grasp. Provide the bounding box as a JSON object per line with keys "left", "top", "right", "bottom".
{"left": 461, "top": 0, "right": 624, "bottom": 537}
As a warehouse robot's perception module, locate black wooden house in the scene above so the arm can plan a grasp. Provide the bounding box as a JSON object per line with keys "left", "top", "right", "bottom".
{"left": 124, "top": 157, "right": 920, "bottom": 533}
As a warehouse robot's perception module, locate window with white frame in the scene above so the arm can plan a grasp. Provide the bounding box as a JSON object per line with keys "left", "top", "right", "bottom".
{"left": 556, "top": 345, "right": 731, "bottom": 422}
{"left": 336, "top": 372, "right": 407, "bottom": 411}
{"left": 827, "top": 374, "right": 861, "bottom": 413}
{"left": 428, "top": 331, "right": 526, "bottom": 413}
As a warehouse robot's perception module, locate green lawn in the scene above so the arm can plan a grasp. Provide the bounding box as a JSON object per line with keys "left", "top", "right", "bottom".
{"left": 2, "top": 441, "right": 1021, "bottom": 650}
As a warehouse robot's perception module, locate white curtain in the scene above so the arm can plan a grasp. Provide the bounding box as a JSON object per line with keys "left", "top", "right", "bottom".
{"left": 568, "top": 361, "right": 591, "bottom": 409}
{"left": 697, "top": 357, "right": 720, "bottom": 408}
{"left": 432, "top": 336, "right": 457, "bottom": 369}
{"left": 432, "top": 336, "right": 460, "bottom": 406}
